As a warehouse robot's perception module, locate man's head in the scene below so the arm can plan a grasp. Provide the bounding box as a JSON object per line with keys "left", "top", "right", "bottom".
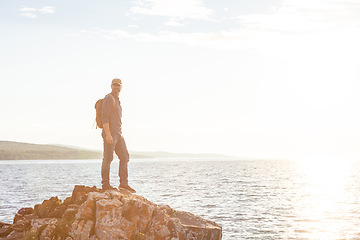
{"left": 112, "top": 78, "right": 122, "bottom": 86}
{"left": 111, "top": 78, "right": 122, "bottom": 95}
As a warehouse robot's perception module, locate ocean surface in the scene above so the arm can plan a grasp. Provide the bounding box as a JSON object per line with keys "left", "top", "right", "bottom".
{"left": 1, "top": 158, "right": 360, "bottom": 239}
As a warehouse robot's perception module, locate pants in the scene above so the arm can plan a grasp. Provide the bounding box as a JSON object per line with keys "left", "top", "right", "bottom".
{"left": 101, "top": 131, "right": 129, "bottom": 186}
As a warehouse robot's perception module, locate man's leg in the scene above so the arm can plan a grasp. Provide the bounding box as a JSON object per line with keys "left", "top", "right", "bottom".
{"left": 114, "top": 135, "right": 129, "bottom": 185}
{"left": 101, "top": 132, "right": 116, "bottom": 187}
{"left": 115, "top": 135, "right": 135, "bottom": 192}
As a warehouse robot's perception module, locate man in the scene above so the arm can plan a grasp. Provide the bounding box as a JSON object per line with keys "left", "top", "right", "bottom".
{"left": 101, "top": 78, "right": 136, "bottom": 193}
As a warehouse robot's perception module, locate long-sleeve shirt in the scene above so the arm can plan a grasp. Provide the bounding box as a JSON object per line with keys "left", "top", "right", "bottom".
{"left": 101, "top": 93, "right": 122, "bottom": 134}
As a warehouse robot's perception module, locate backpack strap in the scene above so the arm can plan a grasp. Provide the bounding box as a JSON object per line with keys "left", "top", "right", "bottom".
{"left": 109, "top": 94, "right": 116, "bottom": 109}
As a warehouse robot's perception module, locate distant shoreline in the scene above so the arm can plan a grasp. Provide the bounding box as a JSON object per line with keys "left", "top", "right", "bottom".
{"left": 0, "top": 141, "right": 237, "bottom": 160}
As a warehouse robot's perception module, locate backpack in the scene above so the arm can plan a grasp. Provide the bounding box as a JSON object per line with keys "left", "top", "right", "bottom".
{"left": 94, "top": 95, "right": 115, "bottom": 129}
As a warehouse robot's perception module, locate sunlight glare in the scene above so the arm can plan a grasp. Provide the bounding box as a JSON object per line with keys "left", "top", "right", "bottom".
{"left": 292, "top": 156, "right": 358, "bottom": 239}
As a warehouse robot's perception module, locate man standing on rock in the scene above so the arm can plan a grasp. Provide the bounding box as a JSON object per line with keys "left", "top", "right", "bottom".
{"left": 101, "top": 78, "right": 136, "bottom": 193}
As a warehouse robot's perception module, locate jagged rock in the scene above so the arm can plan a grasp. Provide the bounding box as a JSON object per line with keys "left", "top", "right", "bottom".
{"left": 95, "top": 198, "right": 130, "bottom": 239}
{"left": 13, "top": 207, "right": 35, "bottom": 225}
{"left": 31, "top": 218, "right": 58, "bottom": 240}
{"left": 17, "top": 208, "right": 34, "bottom": 216}
{"left": 62, "top": 208, "right": 78, "bottom": 222}
{"left": 34, "top": 196, "right": 63, "bottom": 218}
{"left": 0, "top": 185, "right": 222, "bottom": 240}
{"left": 68, "top": 219, "right": 94, "bottom": 239}
{"left": 2, "top": 230, "right": 23, "bottom": 240}
{"left": 0, "top": 223, "right": 12, "bottom": 237}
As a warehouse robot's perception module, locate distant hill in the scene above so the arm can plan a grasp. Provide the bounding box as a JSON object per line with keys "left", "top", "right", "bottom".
{"left": 0, "top": 141, "right": 236, "bottom": 160}
{"left": 0, "top": 141, "right": 102, "bottom": 160}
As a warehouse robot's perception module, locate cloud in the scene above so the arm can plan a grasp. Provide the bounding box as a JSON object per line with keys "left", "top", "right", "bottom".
{"left": 79, "top": 0, "right": 360, "bottom": 53}
{"left": 128, "top": 0, "right": 213, "bottom": 21}
{"left": 236, "top": 0, "right": 360, "bottom": 34}
{"left": 164, "top": 18, "right": 185, "bottom": 27}
{"left": 19, "top": 6, "right": 55, "bottom": 18}
{"left": 20, "top": 7, "right": 37, "bottom": 12}
{"left": 38, "top": 6, "right": 55, "bottom": 14}
{"left": 21, "top": 12, "right": 37, "bottom": 19}
{"left": 80, "top": 28, "right": 133, "bottom": 40}
{"left": 78, "top": 27, "right": 263, "bottom": 50}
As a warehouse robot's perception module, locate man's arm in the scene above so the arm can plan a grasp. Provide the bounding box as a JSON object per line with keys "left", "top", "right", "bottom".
{"left": 103, "top": 123, "right": 113, "bottom": 144}
{"left": 101, "top": 95, "right": 115, "bottom": 144}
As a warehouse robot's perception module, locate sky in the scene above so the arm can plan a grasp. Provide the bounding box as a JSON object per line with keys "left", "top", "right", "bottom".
{"left": 1, "top": 0, "right": 360, "bottom": 160}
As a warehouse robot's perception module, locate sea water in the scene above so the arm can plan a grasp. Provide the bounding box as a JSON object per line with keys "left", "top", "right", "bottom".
{"left": 1, "top": 158, "right": 360, "bottom": 239}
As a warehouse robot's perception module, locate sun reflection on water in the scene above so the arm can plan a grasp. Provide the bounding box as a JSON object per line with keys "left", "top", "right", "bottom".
{"left": 293, "top": 157, "right": 360, "bottom": 239}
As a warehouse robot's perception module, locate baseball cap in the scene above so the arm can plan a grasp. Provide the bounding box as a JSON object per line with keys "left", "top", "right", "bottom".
{"left": 111, "top": 78, "right": 122, "bottom": 85}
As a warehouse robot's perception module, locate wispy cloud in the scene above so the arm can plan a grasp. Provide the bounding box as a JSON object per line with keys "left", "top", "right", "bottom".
{"left": 127, "top": 0, "right": 213, "bottom": 26}
{"left": 79, "top": 0, "right": 360, "bottom": 53}
{"left": 77, "top": 27, "right": 259, "bottom": 50}
{"left": 19, "top": 6, "right": 55, "bottom": 18}
{"left": 21, "top": 12, "right": 38, "bottom": 19}
{"left": 20, "top": 7, "right": 37, "bottom": 12}
{"left": 80, "top": 28, "right": 133, "bottom": 40}
{"left": 237, "top": 0, "right": 360, "bottom": 34}
{"left": 164, "top": 18, "right": 185, "bottom": 27}
{"left": 38, "top": 6, "right": 55, "bottom": 14}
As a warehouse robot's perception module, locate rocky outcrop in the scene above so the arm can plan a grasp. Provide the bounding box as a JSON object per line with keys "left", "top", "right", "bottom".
{"left": 0, "top": 185, "right": 222, "bottom": 240}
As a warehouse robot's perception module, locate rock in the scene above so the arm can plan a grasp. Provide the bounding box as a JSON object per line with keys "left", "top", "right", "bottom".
{"left": 172, "top": 211, "right": 223, "bottom": 240}
{"left": 95, "top": 197, "right": 135, "bottom": 240}
{"left": 34, "top": 196, "right": 63, "bottom": 218}
{"left": 68, "top": 219, "right": 94, "bottom": 239}
{"left": 0, "top": 185, "right": 222, "bottom": 239}
{"left": 0, "top": 223, "right": 12, "bottom": 237}
{"left": 17, "top": 207, "right": 34, "bottom": 216}
{"left": 53, "top": 204, "right": 67, "bottom": 218}
{"left": 3, "top": 230, "right": 23, "bottom": 240}
{"left": 11, "top": 208, "right": 39, "bottom": 234}
{"left": 30, "top": 218, "right": 58, "bottom": 239}
{"left": 62, "top": 208, "right": 78, "bottom": 222}
{"left": 12, "top": 214, "right": 25, "bottom": 225}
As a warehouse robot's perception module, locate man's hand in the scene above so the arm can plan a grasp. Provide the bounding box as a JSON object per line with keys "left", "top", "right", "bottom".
{"left": 103, "top": 123, "right": 113, "bottom": 145}
{"left": 106, "top": 134, "right": 113, "bottom": 145}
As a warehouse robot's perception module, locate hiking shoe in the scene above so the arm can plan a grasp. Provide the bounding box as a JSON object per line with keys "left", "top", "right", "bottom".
{"left": 119, "top": 184, "right": 136, "bottom": 193}
{"left": 102, "top": 184, "right": 117, "bottom": 190}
